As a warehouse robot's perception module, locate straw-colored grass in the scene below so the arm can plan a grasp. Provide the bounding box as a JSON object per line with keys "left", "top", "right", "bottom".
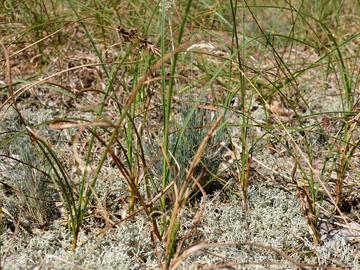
{"left": 1, "top": 1, "right": 359, "bottom": 269}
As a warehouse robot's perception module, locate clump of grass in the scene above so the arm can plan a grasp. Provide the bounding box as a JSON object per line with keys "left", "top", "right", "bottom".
{"left": 0, "top": 127, "right": 59, "bottom": 229}
{"left": 13, "top": 137, "right": 54, "bottom": 226}
{"left": 171, "top": 103, "right": 227, "bottom": 199}
{"left": 164, "top": 111, "right": 224, "bottom": 268}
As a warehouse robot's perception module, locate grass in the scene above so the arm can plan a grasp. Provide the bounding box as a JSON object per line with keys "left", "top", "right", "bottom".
{"left": 0, "top": 0, "right": 359, "bottom": 269}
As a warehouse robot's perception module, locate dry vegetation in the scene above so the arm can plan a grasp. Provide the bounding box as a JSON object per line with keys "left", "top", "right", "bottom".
{"left": 0, "top": 1, "right": 359, "bottom": 269}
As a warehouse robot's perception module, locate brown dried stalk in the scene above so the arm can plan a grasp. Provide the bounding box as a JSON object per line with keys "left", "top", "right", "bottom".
{"left": 291, "top": 162, "right": 321, "bottom": 246}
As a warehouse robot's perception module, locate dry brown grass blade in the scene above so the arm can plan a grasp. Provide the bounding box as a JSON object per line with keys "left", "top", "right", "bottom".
{"left": 0, "top": 41, "right": 26, "bottom": 125}
{"left": 296, "top": 185, "right": 321, "bottom": 245}
{"left": 89, "top": 184, "right": 114, "bottom": 231}
{"left": 241, "top": 154, "right": 252, "bottom": 211}
{"left": 170, "top": 178, "right": 207, "bottom": 269}
{"left": 71, "top": 128, "right": 89, "bottom": 176}
{"left": 291, "top": 162, "right": 321, "bottom": 245}
{"left": 49, "top": 119, "right": 116, "bottom": 130}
